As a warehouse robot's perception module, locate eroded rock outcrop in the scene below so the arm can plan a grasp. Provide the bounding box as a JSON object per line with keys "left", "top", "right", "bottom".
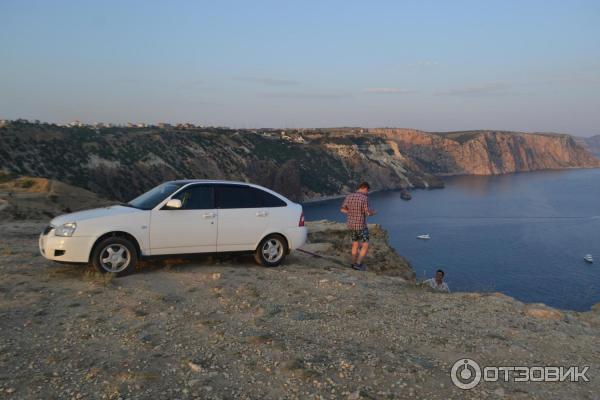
{"left": 1, "top": 122, "right": 597, "bottom": 202}
{"left": 0, "top": 123, "right": 440, "bottom": 201}
{"left": 305, "top": 220, "right": 415, "bottom": 281}
{"left": 0, "top": 176, "right": 111, "bottom": 220}
{"left": 577, "top": 134, "right": 600, "bottom": 158}
{"left": 373, "top": 128, "right": 600, "bottom": 175}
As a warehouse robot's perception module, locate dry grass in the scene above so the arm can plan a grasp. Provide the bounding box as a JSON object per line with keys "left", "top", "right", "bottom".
{"left": 45, "top": 263, "right": 116, "bottom": 286}
{"left": 0, "top": 176, "right": 51, "bottom": 193}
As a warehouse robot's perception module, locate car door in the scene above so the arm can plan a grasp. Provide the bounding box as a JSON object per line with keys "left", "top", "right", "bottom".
{"left": 149, "top": 184, "right": 217, "bottom": 255}
{"left": 254, "top": 186, "right": 289, "bottom": 229}
{"left": 215, "top": 185, "right": 269, "bottom": 252}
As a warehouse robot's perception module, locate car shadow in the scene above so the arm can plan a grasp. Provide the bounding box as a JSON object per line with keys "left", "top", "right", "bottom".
{"left": 137, "top": 253, "right": 263, "bottom": 274}
{"left": 44, "top": 252, "right": 269, "bottom": 281}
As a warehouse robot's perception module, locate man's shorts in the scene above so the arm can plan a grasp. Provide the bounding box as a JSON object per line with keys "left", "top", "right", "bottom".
{"left": 350, "top": 227, "right": 369, "bottom": 243}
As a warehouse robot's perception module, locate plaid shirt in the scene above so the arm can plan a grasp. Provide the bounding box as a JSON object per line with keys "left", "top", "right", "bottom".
{"left": 341, "top": 192, "right": 373, "bottom": 230}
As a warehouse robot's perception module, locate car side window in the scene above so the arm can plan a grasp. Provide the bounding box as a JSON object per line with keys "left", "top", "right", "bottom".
{"left": 216, "top": 185, "right": 262, "bottom": 209}
{"left": 172, "top": 185, "right": 214, "bottom": 209}
{"left": 256, "top": 188, "right": 287, "bottom": 207}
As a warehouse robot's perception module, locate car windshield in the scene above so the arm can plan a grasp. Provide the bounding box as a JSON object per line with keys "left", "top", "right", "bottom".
{"left": 127, "top": 182, "right": 184, "bottom": 210}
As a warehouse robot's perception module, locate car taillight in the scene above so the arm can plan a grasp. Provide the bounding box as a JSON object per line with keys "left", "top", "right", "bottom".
{"left": 299, "top": 211, "right": 305, "bottom": 227}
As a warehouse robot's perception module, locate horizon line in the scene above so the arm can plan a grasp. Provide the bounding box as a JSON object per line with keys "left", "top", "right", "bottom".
{"left": 1, "top": 118, "right": 595, "bottom": 137}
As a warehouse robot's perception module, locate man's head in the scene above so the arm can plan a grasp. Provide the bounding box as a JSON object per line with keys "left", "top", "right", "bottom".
{"left": 435, "top": 269, "right": 445, "bottom": 283}
{"left": 357, "top": 181, "right": 370, "bottom": 193}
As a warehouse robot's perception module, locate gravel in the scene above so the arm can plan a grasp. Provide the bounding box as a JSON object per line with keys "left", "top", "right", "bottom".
{"left": 0, "top": 221, "right": 599, "bottom": 399}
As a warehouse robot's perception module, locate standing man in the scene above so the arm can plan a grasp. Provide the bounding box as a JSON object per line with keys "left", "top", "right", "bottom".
{"left": 341, "top": 182, "right": 376, "bottom": 271}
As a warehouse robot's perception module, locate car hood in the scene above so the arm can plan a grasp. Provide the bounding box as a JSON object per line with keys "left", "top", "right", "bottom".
{"left": 50, "top": 205, "right": 143, "bottom": 226}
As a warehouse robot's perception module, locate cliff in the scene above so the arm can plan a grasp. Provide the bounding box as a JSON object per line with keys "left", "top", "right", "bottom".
{"left": 0, "top": 122, "right": 597, "bottom": 202}
{"left": 0, "top": 123, "right": 439, "bottom": 202}
{"left": 0, "top": 175, "right": 111, "bottom": 220}
{"left": 576, "top": 135, "right": 600, "bottom": 158}
{"left": 1, "top": 219, "right": 599, "bottom": 399}
{"left": 373, "top": 128, "right": 600, "bottom": 175}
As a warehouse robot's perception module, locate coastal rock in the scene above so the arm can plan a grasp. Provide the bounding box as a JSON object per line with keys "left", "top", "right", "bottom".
{"left": 400, "top": 190, "right": 412, "bottom": 200}
{"left": 576, "top": 134, "right": 600, "bottom": 158}
{"left": 373, "top": 128, "right": 600, "bottom": 175}
{"left": 305, "top": 220, "right": 415, "bottom": 281}
{"left": 2, "top": 122, "right": 596, "bottom": 202}
{"left": 0, "top": 123, "right": 429, "bottom": 202}
{"left": 1, "top": 219, "right": 599, "bottom": 399}
{"left": 0, "top": 176, "right": 111, "bottom": 220}
{"left": 524, "top": 305, "right": 564, "bottom": 320}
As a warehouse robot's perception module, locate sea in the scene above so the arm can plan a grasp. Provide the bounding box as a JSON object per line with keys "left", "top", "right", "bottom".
{"left": 303, "top": 168, "right": 600, "bottom": 311}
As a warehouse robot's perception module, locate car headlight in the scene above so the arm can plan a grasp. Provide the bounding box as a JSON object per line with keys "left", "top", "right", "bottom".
{"left": 55, "top": 222, "right": 77, "bottom": 237}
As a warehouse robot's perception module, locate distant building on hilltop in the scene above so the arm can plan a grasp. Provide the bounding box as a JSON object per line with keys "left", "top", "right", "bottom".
{"left": 260, "top": 131, "right": 278, "bottom": 138}
{"left": 176, "top": 123, "right": 196, "bottom": 129}
{"left": 280, "top": 130, "right": 306, "bottom": 143}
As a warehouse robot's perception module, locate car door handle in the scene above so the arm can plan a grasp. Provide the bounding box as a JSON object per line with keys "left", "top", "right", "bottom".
{"left": 202, "top": 212, "right": 216, "bottom": 219}
{"left": 256, "top": 211, "right": 269, "bottom": 217}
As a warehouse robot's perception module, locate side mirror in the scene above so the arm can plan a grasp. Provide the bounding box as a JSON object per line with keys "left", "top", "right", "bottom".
{"left": 165, "top": 199, "right": 182, "bottom": 209}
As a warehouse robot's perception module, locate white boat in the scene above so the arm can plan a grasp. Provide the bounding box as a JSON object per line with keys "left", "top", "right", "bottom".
{"left": 417, "top": 234, "right": 431, "bottom": 240}
{"left": 584, "top": 254, "right": 593, "bottom": 263}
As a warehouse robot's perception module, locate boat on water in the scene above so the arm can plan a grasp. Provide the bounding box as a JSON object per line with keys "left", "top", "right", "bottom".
{"left": 584, "top": 254, "right": 594, "bottom": 263}
{"left": 417, "top": 234, "right": 431, "bottom": 240}
{"left": 400, "top": 190, "right": 412, "bottom": 201}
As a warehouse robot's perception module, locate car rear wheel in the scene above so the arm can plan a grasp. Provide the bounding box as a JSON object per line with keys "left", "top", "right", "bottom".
{"left": 92, "top": 237, "right": 137, "bottom": 276}
{"left": 254, "top": 234, "right": 288, "bottom": 267}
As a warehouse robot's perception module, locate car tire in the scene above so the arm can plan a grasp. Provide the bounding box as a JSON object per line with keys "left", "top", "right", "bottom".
{"left": 254, "top": 234, "right": 288, "bottom": 267}
{"left": 91, "top": 236, "right": 138, "bottom": 276}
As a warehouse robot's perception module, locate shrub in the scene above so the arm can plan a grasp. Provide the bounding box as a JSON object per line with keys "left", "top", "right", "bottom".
{"left": 19, "top": 178, "right": 35, "bottom": 188}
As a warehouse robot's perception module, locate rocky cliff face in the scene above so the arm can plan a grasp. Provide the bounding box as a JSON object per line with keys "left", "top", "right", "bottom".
{"left": 0, "top": 123, "right": 439, "bottom": 202}
{"left": 373, "top": 128, "right": 600, "bottom": 175}
{"left": 0, "top": 122, "right": 597, "bottom": 202}
{"left": 0, "top": 176, "right": 111, "bottom": 220}
{"left": 577, "top": 135, "right": 600, "bottom": 158}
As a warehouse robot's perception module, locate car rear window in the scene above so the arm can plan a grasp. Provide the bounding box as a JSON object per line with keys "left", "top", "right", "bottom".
{"left": 258, "top": 190, "right": 287, "bottom": 207}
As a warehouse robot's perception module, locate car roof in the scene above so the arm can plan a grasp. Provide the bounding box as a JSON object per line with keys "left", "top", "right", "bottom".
{"left": 164, "top": 180, "right": 295, "bottom": 205}
{"left": 168, "top": 179, "right": 254, "bottom": 186}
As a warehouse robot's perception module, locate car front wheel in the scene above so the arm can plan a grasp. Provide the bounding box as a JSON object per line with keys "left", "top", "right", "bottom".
{"left": 254, "top": 234, "right": 288, "bottom": 267}
{"left": 91, "top": 236, "right": 138, "bottom": 276}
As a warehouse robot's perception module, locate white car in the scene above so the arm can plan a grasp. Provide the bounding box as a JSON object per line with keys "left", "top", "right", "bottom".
{"left": 39, "top": 180, "right": 307, "bottom": 275}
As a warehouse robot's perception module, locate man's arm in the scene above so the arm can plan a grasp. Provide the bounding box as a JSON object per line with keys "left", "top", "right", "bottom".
{"left": 340, "top": 196, "right": 349, "bottom": 214}
{"left": 364, "top": 198, "right": 376, "bottom": 216}
{"left": 420, "top": 278, "right": 433, "bottom": 288}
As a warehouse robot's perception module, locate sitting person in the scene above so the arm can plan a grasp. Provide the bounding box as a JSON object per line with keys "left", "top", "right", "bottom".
{"left": 423, "top": 269, "right": 450, "bottom": 293}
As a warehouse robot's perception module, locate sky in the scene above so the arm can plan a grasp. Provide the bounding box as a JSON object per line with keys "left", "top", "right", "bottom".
{"left": 1, "top": 0, "right": 599, "bottom": 135}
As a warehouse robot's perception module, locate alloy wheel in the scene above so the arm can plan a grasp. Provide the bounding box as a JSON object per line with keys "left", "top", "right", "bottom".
{"left": 262, "top": 238, "right": 284, "bottom": 263}
{"left": 99, "top": 244, "right": 131, "bottom": 273}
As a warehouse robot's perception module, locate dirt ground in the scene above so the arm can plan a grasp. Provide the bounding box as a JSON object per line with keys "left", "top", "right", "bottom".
{"left": 1, "top": 221, "right": 600, "bottom": 399}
